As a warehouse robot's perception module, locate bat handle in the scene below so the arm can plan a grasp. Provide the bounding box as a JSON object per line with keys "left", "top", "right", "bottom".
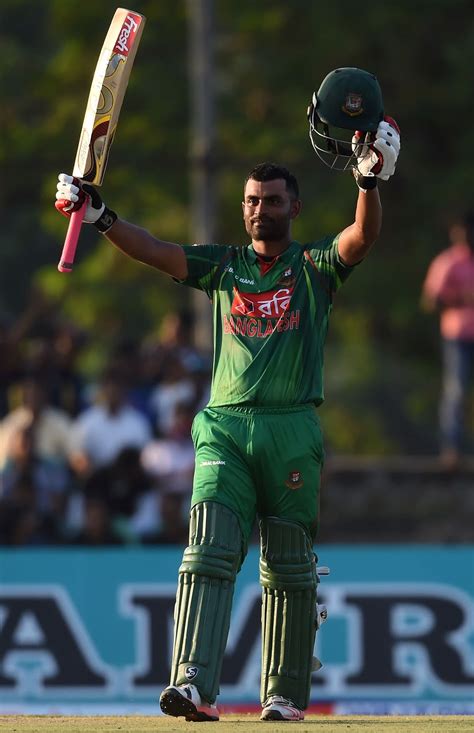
{"left": 57, "top": 202, "right": 87, "bottom": 273}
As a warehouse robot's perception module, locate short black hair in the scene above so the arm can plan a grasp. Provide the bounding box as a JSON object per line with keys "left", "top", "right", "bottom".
{"left": 245, "top": 162, "right": 300, "bottom": 199}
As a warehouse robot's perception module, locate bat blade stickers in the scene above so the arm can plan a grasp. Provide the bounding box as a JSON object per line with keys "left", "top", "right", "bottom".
{"left": 58, "top": 8, "right": 145, "bottom": 273}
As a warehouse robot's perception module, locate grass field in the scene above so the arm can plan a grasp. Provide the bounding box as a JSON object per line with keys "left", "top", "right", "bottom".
{"left": 1, "top": 716, "right": 473, "bottom": 733}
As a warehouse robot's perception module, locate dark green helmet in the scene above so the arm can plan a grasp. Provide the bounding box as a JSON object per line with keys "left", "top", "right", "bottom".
{"left": 308, "top": 67, "right": 384, "bottom": 170}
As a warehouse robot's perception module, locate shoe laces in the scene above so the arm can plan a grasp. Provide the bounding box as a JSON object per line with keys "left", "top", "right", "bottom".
{"left": 265, "top": 695, "right": 299, "bottom": 709}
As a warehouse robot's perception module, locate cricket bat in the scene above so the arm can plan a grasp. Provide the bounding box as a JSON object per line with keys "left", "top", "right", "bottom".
{"left": 58, "top": 8, "right": 145, "bottom": 273}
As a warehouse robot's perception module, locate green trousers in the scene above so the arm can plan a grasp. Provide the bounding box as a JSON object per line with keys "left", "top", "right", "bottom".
{"left": 191, "top": 404, "right": 324, "bottom": 540}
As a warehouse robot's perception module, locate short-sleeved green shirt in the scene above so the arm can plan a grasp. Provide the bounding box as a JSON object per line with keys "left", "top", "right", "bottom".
{"left": 177, "top": 237, "right": 353, "bottom": 407}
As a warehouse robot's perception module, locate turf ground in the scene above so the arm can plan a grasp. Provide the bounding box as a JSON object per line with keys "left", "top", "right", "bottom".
{"left": 1, "top": 716, "right": 473, "bottom": 732}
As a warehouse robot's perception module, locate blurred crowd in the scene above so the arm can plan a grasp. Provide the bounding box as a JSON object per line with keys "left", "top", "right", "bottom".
{"left": 0, "top": 303, "right": 211, "bottom": 546}
{"left": 2, "top": 209, "right": 473, "bottom": 548}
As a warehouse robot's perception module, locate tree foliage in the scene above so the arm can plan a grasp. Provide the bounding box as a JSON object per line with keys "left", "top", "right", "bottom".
{"left": 2, "top": 0, "right": 473, "bottom": 452}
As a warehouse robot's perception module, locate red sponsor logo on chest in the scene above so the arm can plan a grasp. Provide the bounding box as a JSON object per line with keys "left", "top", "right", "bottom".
{"left": 231, "top": 287, "right": 293, "bottom": 319}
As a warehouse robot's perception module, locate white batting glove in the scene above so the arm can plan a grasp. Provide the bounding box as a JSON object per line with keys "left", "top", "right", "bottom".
{"left": 353, "top": 116, "right": 401, "bottom": 182}
{"left": 55, "top": 174, "right": 105, "bottom": 223}
{"left": 55, "top": 174, "right": 117, "bottom": 232}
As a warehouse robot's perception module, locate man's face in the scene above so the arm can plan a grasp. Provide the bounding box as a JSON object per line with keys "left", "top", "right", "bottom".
{"left": 242, "top": 178, "right": 300, "bottom": 242}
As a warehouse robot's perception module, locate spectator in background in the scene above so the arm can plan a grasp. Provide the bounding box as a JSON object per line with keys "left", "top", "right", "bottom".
{"left": 105, "top": 337, "right": 153, "bottom": 424}
{"left": 0, "top": 315, "right": 23, "bottom": 419}
{"left": 38, "top": 321, "right": 87, "bottom": 418}
{"left": 0, "top": 426, "right": 67, "bottom": 545}
{"left": 70, "top": 493, "right": 124, "bottom": 546}
{"left": 421, "top": 212, "right": 474, "bottom": 469}
{"left": 148, "top": 354, "right": 196, "bottom": 437}
{"left": 1, "top": 424, "right": 69, "bottom": 515}
{"left": 82, "top": 446, "right": 153, "bottom": 543}
{"left": 68, "top": 366, "right": 152, "bottom": 477}
{"left": 139, "top": 402, "right": 195, "bottom": 544}
{"left": 152, "top": 310, "right": 207, "bottom": 375}
{"left": 140, "top": 310, "right": 210, "bottom": 426}
{"left": 0, "top": 376, "right": 72, "bottom": 471}
{"left": 0, "top": 475, "right": 53, "bottom": 545}
{"left": 141, "top": 402, "right": 195, "bottom": 492}
{"left": 0, "top": 287, "right": 57, "bottom": 419}
{"left": 142, "top": 492, "right": 189, "bottom": 546}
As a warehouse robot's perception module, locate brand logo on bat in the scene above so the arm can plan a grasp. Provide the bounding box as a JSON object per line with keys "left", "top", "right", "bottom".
{"left": 114, "top": 14, "right": 140, "bottom": 55}
{"left": 231, "top": 287, "right": 293, "bottom": 319}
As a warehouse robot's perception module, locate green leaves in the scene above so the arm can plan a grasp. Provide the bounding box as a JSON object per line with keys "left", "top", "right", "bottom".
{"left": 3, "top": 0, "right": 474, "bottom": 452}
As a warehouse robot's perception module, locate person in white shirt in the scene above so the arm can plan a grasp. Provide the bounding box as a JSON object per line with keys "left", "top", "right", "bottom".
{"left": 69, "top": 367, "right": 151, "bottom": 476}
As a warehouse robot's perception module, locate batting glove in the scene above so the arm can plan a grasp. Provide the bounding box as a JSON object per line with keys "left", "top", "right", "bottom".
{"left": 55, "top": 174, "right": 117, "bottom": 233}
{"left": 352, "top": 116, "right": 401, "bottom": 191}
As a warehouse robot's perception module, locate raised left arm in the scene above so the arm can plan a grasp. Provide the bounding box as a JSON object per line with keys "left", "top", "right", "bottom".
{"left": 338, "top": 116, "right": 400, "bottom": 266}
{"left": 338, "top": 187, "right": 382, "bottom": 265}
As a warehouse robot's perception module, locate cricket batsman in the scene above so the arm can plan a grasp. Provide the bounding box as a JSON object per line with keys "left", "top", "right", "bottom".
{"left": 55, "top": 68, "right": 400, "bottom": 721}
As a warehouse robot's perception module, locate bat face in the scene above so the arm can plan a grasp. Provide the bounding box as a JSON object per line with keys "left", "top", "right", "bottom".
{"left": 73, "top": 8, "right": 145, "bottom": 185}
{"left": 58, "top": 8, "right": 145, "bottom": 274}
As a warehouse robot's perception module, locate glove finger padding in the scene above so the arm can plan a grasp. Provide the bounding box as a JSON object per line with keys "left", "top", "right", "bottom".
{"left": 55, "top": 174, "right": 85, "bottom": 216}
{"left": 353, "top": 131, "right": 379, "bottom": 179}
{"left": 355, "top": 116, "right": 400, "bottom": 181}
{"left": 351, "top": 130, "right": 371, "bottom": 157}
{"left": 54, "top": 173, "right": 105, "bottom": 224}
{"left": 370, "top": 118, "right": 401, "bottom": 180}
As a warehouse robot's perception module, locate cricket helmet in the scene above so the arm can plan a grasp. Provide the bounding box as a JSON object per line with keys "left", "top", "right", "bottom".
{"left": 308, "top": 67, "right": 384, "bottom": 171}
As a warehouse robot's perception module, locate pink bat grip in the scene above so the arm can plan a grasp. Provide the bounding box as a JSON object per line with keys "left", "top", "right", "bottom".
{"left": 57, "top": 201, "right": 87, "bottom": 273}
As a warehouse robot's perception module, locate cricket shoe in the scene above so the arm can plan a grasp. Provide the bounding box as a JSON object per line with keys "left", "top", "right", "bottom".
{"left": 159, "top": 683, "right": 219, "bottom": 722}
{"left": 260, "top": 695, "right": 304, "bottom": 721}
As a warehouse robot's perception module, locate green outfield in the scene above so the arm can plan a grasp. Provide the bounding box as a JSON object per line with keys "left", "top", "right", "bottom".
{"left": 1, "top": 716, "right": 473, "bottom": 733}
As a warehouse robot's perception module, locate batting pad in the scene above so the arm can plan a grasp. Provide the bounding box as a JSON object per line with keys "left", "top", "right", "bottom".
{"left": 259, "top": 517, "right": 318, "bottom": 710}
{"left": 170, "top": 501, "right": 244, "bottom": 703}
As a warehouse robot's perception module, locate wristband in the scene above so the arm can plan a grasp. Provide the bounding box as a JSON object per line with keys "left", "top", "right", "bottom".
{"left": 93, "top": 207, "right": 118, "bottom": 233}
{"left": 353, "top": 169, "right": 378, "bottom": 192}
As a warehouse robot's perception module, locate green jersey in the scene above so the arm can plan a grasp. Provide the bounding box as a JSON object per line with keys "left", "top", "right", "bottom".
{"left": 178, "top": 237, "right": 354, "bottom": 407}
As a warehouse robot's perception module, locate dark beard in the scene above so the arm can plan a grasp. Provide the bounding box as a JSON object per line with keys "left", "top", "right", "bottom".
{"left": 247, "top": 218, "right": 288, "bottom": 241}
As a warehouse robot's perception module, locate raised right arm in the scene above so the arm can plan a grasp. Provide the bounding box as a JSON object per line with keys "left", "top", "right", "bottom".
{"left": 103, "top": 218, "right": 188, "bottom": 279}
{"left": 55, "top": 174, "right": 188, "bottom": 280}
